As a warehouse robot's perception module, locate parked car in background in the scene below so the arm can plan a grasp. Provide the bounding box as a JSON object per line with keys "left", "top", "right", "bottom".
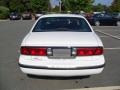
{"left": 86, "top": 13, "right": 120, "bottom": 26}
{"left": 85, "top": 13, "right": 93, "bottom": 20}
{"left": 9, "top": 12, "right": 21, "bottom": 20}
{"left": 35, "top": 11, "right": 46, "bottom": 20}
{"left": 35, "top": 13, "right": 42, "bottom": 20}
{"left": 112, "top": 13, "right": 120, "bottom": 21}
{"left": 22, "top": 12, "right": 32, "bottom": 20}
{"left": 19, "top": 14, "right": 105, "bottom": 77}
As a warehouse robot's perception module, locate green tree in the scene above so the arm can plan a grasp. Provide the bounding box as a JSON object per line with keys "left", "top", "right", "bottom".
{"left": 110, "top": 0, "right": 120, "bottom": 12}
{"left": 0, "top": 0, "right": 32, "bottom": 12}
{"left": 62, "top": 0, "right": 94, "bottom": 12}
{"left": 30, "top": 0, "right": 49, "bottom": 12}
{"left": 9, "top": 0, "right": 25, "bottom": 12}
{"left": 52, "top": 6, "right": 59, "bottom": 12}
{"left": 0, "top": 0, "right": 11, "bottom": 9}
{"left": 0, "top": 0, "right": 5, "bottom": 6}
{"left": 0, "top": 6, "right": 9, "bottom": 19}
{"left": 93, "top": 3, "right": 106, "bottom": 12}
{"left": 21, "top": 0, "right": 32, "bottom": 11}
{"left": 0, "top": 0, "right": 50, "bottom": 13}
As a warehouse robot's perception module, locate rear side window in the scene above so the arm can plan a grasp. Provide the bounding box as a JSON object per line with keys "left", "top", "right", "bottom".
{"left": 33, "top": 17, "right": 91, "bottom": 32}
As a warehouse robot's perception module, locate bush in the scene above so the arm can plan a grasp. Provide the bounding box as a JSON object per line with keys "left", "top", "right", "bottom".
{"left": 0, "top": 6, "right": 9, "bottom": 19}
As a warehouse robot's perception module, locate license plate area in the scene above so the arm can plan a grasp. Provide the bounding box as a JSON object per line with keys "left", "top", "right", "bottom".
{"left": 48, "top": 48, "right": 72, "bottom": 59}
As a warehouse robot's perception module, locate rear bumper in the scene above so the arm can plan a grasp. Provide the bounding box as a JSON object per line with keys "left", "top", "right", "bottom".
{"left": 19, "top": 63, "right": 105, "bottom": 76}
{"left": 19, "top": 54, "right": 105, "bottom": 76}
{"left": 19, "top": 63, "right": 105, "bottom": 70}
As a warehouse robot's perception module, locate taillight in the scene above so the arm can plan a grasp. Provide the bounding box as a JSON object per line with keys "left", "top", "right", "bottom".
{"left": 76, "top": 47, "right": 103, "bottom": 56}
{"left": 21, "top": 47, "right": 47, "bottom": 56}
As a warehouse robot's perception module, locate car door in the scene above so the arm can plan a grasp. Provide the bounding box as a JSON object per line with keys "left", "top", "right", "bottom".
{"left": 105, "top": 14, "right": 115, "bottom": 25}
{"left": 100, "top": 14, "right": 116, "bottom": 25}
{"left": 95, "top": 14, "right": 106, "bottom": 24}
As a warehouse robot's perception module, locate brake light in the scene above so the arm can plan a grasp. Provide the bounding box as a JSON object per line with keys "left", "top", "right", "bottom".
{"left": 76, "top": 47, "right": 103, "bottom": 56}
{"left": 21, "top": 47, "right": 47, "bottom": 56}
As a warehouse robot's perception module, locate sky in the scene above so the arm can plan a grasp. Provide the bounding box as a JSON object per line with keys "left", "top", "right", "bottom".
{"left": 50, "top": 0, "right": 59, "bottom": 8}
{"left": 51, "top": 0, "right": 113, "bottom": 7}
{"left": 94, "top": 0, "right": 113, "bottom": 6}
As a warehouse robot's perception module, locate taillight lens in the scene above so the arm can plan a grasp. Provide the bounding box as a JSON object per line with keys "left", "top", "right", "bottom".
{"left": 76, "top": 47, "right": 103, "bottom": 56}
{"left": 21, "top": 47, "right": 47, "bottom": 56}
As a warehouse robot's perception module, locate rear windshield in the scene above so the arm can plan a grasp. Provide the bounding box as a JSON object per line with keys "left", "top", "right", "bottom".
{"left": 33, "top": 17, "right": 91, "bottom": 32}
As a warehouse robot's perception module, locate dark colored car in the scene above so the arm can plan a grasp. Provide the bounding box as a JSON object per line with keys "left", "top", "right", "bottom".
{"left": 86, "top": 13, "right": 120, "bottom": 26}
{"left": 22, "top": 12, "right": 32, "bottom": 20}
{"left": 9, "top": 12, "right": 21, "bottom": 20}
{"left": 112, "top": 13, "right": 120, "bottom": 21}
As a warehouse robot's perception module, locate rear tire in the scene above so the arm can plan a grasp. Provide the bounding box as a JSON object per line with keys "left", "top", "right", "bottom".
{"left": 95, "top": 21, "right": 100, "bottom": 26}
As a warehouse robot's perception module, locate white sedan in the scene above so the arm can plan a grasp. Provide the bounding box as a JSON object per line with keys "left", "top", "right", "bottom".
{"left": 19, "top": 14, "right": 105, "bottom": 77}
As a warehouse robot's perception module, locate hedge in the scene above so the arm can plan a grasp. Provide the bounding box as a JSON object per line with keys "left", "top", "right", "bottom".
{"left": 0, "top": 6, "right": 9, "bottom": 19}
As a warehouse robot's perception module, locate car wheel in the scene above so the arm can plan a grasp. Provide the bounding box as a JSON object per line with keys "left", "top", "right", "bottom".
{"left": 95, "top": 21, "right": 100, "bottom": 26}
{"left": 117, "top": 21, "right": 120, "bottom": 26}
{"left": 9, "top": 18, "right": 12, "bottom": 20}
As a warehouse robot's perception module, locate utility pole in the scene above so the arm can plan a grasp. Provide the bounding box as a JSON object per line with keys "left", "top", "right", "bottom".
{"left": 48, "top": 0, "right": 51, "bottom": 12}
{"left": 59, "top": 0, "right": 62, "bottom": 12}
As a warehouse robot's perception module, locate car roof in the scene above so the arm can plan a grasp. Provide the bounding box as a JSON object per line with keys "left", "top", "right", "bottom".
{"left": 39, "top": 14, "right": 85, "bottom": 19}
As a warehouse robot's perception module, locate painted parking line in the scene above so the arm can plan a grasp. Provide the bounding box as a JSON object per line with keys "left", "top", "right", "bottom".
{"left": 105, "top": 48, "right": 120, "bottom": 50}
{"left": 95, "top": 30, "right": 120, "bottom": 40}
{"left": 96, "top": 29, "right": 120, "bottom": 31}
{"left": 116, "top": 35, "right": 120, "bottom": 38}
{"left": 99, "top": 36, "right": 108, "bottom": 37}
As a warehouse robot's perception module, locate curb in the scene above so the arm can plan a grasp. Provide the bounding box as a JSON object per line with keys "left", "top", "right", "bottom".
{"left": 64, "top": 86, "right": 120, "bottom": 90}
{"left": 0, "top": 20, "right": 9, "bottom": 21}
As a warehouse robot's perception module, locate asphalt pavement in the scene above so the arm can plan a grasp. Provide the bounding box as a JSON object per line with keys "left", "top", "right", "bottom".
{"left": 0, "top": 20, "right": 120, "bottom": 90}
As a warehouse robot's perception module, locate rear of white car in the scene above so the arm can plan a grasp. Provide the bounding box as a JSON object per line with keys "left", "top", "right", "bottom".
{"left": 19, "top": 14, "right": 105, "bottom": 77}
